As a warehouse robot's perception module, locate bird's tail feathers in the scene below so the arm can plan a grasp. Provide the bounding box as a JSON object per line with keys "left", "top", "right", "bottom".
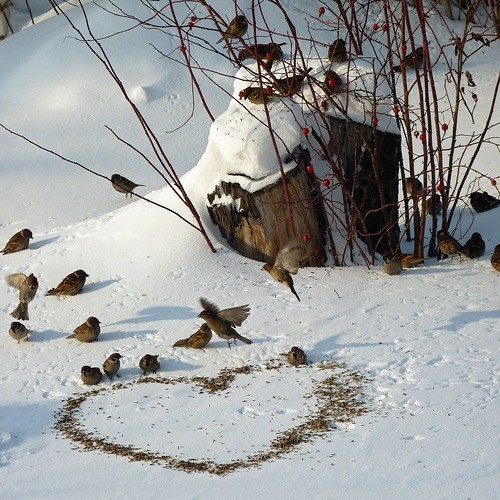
{"left": 172, "top": 338, "right": 188, "bottom": 347}
{"left": 10, "top": 303, "right": 28, "bottom": 321}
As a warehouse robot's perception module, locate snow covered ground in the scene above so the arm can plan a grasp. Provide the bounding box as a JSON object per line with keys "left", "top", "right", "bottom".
{"left": 0, "top": 1, "right": 498, "bottom": 498}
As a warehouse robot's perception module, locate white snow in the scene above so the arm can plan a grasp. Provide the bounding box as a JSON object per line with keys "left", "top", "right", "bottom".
{"left": 0, "top": 1, "right": 499, "bottom": 499}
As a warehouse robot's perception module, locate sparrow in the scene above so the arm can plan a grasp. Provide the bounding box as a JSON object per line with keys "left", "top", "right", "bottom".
{"left": 139, "top": 354, "right": 160, "bottom": 375}
{"left": 103, "top": 353, "right": 123, "bottom": 379}
{"left": 6, "top": 272, "right": 38, "bottom": 321}
{"left": 394, "top": 46, "right": 424, "bottom": 72}
{"left": 111, "top": 173, "right": 144, "bottom": 198}
{"left": 423, "top": 193, "right": 442, "bottom": 217}
{"left": 394, "top": 252, "right": 424, "bottom": 268}
{"left": 262, "top": 239, "right": 301, "bottom": 301}
{"left": 46, "top": 269, "right": 88, "bottom": 296}
{"left": 382, "top": 252, "right": 403, "bottom": 275}
{"left": 287, "top": 346, "right": 307, "bottom": 367}
{"left": 9, "top": 321, "right": 29, "bottom": 343}
{"left": 239, "top": 85, "right": 274, "bottom": 105}
{"left": 217, "top": 15, "right": 248, "bottom": 44}
{"left": 273, "top": 67, "right": 313, "bottom": 97}
{"left": 405, "top": 177, "right": 423, "bottom": 196}
{"left": 462, "top": 232, "right": 485, "bottom": 259}
{"left": 323, "top": 69, "right": 343, "bottom": 97}
{"left": 490, "top": 244, "right": 500, "bottom": 272}
{"left": 1, "top": 228, "right": 33, "bottom": 254}
{"left": 198, "top": 297, "right": 252, "bottom": 348}
{"left": 469, "top": 191, "right": 500, "bottom": 213}
{"left": 66, "top": 316, "right": 101, "bottom": 342}
{"left": 172, "top": 323, "right": 212, "bottom": 349}
{"left": 81, "top": 366, "right": 103, "bottom": 385}
{"left": 237, "top": 42, "right": 285, "bottom": 65}
{"left": 327, "top": 38, "right": 348, "bottom": 62}
{"left": 437, "top": 230, "right": 469, "bottom": 260}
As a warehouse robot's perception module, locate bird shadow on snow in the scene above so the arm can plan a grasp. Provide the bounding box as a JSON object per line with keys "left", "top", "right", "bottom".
{"left": 439, "top": 309, "right": 500, "bottom": 331}
{"left": 29, "top": 236, "right": 59, "bottom": 249}
{"left": 111, "top": 306, "right": 195, "bottom": 326}
{"left": 28, "top": 329, "right": 68, "bottom": 342}
{"left": 313, "top": 333, "right": 388, "bottom": 352}
{"left": 83, "top": 279, "right": 120, "bottom": 293}
{"left": 100, "top": 329, "right": 155, "bottom": 342}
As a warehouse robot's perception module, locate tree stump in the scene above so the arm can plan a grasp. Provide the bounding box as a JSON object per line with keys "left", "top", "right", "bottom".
{"left": 327, "top": 117, "right": 401, "bottom": 256}
{"left": 207, "top": 152, "right": 326, "bottom": 267}
{"left": 0, "top": 1, "right": 10, "bottom": 40}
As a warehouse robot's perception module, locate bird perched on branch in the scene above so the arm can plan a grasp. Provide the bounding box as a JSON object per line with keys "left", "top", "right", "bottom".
{"left": 1, "top": 228, "right": 32, "bottom": 254}
{"left": 490, "top": 244, "right": 500, "bottom": 272}
{"left": 273, "top": 67, "right": 313, "bottom": 97}
{"left": 9, "top": 322, "right": 29, "bottom": 343}
{"left": 423, "top": 194, "right": 442, "bottom": 217}
{"left": 139, "top": 354, "right": 160, "bottom": 375}
{"left": 46, "top": 269, "right": 88, "bottom": 296}
{"left": 382, "top": 253, "right": 403, "bottom": 275}
{"left": 394, "top": 46, "right": 424, "bottom": 72}
{"left": 173, "top": 323, "right": 212, "bottom": 349}
{"left": 111, "top": 173, "right": 144, "bottom": 198}
{"left": 463, "top": 232, "right": 485, "bottom": 259}
{"left": 103, "top": 353, "right": 122, "bottom": 380}
{"left": 6, "top": 272, "right": 38, "bottom": 321}
{"left": 237, "top": 42, "right": 285, "bottom": 67}
{"left": 287, "top": 346, "right": 307, "bottom": 367}
{"left": 437, "top": 230, "right": 468, "bottom": 260}
{"left": 217, "top": 15, "right": 248, "bottom": 44}
{"left": 394, "top": 252, "right": 424, "bottom": 268}
{"left": 81, "top": 366, "right": 103, "bottom": 385}
{"left": 405, "top": 177, "right": 423, "bottom": 196}
{"left": 327, "top": 38, "right": 348, "bottom": 62}
{"left": 469, "top": 191, "right": 500, "bottom": 213}
{"left": 323, "top": 69, "right": 343, "bottom": 97}
{"left": 198, "top": 297, "right": 251, "bottom": 348}
{"left": 239, "top": 85, "right": 274, "bottom": 105}
{"left": 66, "top": 316, "right": 101, "bottom": 342}
{"left": 262, "top": 239, "right": 301, "bottom": 301}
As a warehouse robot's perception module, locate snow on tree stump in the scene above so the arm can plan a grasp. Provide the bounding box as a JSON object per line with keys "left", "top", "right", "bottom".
{"left": 327, "top": 117, "right": 401, "bottom": 255}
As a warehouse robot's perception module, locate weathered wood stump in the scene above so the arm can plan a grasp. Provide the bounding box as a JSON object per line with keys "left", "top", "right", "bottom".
{"left": 207, "top": 154, "right": 326, "bottom": 267}
{"left": 327, "top": 117, "right": 401, "bottom": 256}
{"left": 0, "top": 1, "right": 10, "bottom": 40}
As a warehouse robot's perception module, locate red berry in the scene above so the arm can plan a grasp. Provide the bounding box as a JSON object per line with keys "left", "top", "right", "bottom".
{"left": 441, "top": 123, "right": 448, "bottom": 131}
{"left": 302, "top": 127, "right": 310, "bottom": 136}
{"left": 190, "top": 16, "right": 197, "bottom": 23}
{"left": 238, "top": 90, "right": 245, "bottom": 99}
{"left": 436, "top": 183, "right": 444, "bottom": 192}
{"left": 265, "top": 85, "right": 273, "bottom": 94}
{"left": 372, "top": 116, "right": 379, "bottom": 126}
{"left": 492, "top": 179, "right": 497, "bottom": 186}
{"left": 188, "top": 21, "right": 194, "bottom": 29}
{"left": 382, "top": 24, "right": 388, "bottom": 32}
{"left": 265, "top": 52, "right": 274, "bottom": 60}
{"left": 306, "top": 165, "right": 314, "bottom": 174}
{"left": 179, "top": 46, "right": 186, "bottom": 54}
{"left": 401, "top": 43, "right": 407, "bottom": 53}
{"left": 322, "top": 179, "right": 331, "bottom": 187}
{"left": 302, "top": 234, "right": 311, "bottom": 243}
{"left": 318, "top": 7, "right": 325, "bottom": 16}
{"left": 393, "top": 106, "right": 399, "bottom": 114}
{"left": 373, "top": 23, "right": 379, "bottom": 31}
{"left": 320, "top": 100, "right": 328, "bottom": 109}
{"left": 328, "top": 78, "right": 336, "bottom": 87}
{"left": 419, "top": 133, "right": 425, "bottom": 142}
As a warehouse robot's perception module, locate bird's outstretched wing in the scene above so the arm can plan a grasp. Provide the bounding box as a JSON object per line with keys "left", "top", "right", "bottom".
{"left": 275, "top": 239, "right": 301, "bottom": 274}
{"left": 5, "top": 272, "right": 27, "bottom": 290}
{"left": 219, "top": 304, "right": 250, "bottom": 326}
{"left": 199, "top": 297, "right": 220, "bottom": 315}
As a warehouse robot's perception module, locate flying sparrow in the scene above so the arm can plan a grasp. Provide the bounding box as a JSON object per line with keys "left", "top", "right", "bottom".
{"left": 198, "top": 297, "right": 251, "bottom": 348}
{"left": 262, "top": 238, "right": 301, "bottom": 301}
{"left": 1, "top": 228, "right": 33, "bottom": 254}
{"left": 111, "top": 173, "right": 144, "bottom": 198}
{"left": 217, "top": 15, "right": 248, "bottom": 44}
{"left": 437, "top": 230, "right": 468, "bottom": 260}
{"left": 490, "top": 244, "right": 500, "bottom": 272}
{"left": 46, "top": 269, "right": 88, "bottom": 296}
{"left": 462, "top": 232, "right": 485, "bottom": 259}
{"left": 382, "top": 252, "right": 403, "bottom": 275}
{"left": 172, "top": 323, "right": 212, "bottom": 349}
{"left": 9, "top": 321, "right": 29, "bottom": 343}
{"left": 394, "top": 46, "right": 424, "bottom": 72}
{"left": 405, "top": 177, "right": 423, "bottom": 196}
{"left": 66, "top": 316, "right": 101, "bottom": 342}
{"left": 6, "top": 272, "right": 38, "bottom": 321}
{"left": 469, "top": 191, "right": 500, "bottom": 213}
{"left": 139, "top": 354, "right": 160, "bottom": 375}
{"left": 103, "top": 353, "right": 123, "bottom": 379}
{"left": 237, "top": 42, "right": 285, "bottom": 65}
{"left": 423, "top": 193, "right": 442, "bottom": 217}
{"left": 239, "top": 85, "right": 274, "bottom": 105}
{"left": 327, "top": 38, "right": 348, "bottom": 62}
{"left": 81, "top": 366, "right": 103, "bottom": 385}
{"left": 323, "top": 69, "right": 343, "bottom": 97}
{"left": 273, "top": 67, "right": 313, "bottom": 97}
{"left": 287, "top": 346, "right": 307, "bottom": 367}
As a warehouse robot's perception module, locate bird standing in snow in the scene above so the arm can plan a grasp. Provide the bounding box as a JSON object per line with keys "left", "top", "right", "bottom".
{"left": 437, "top": 230, "right": 468, "bottom": 260}
{"left": 198, "top": 298, "right": 251, "bottom": 348}
{"left": 66, "top": 317, "right": 101, "bottom": 342}
{"left": 139, "top": 354, "right": 160, "bottom": 375}
{"left": 463, "top": 232, "right": 485, "bottom": 259}
{"left": 217, "top": 15, "right": 248, "bottom": 44}
{"left": 262, "top": 239, "right": 302, "bottom": 301}
{"left": 46, "top": 269, "right": 88, "bottom": 296}
{"left": 382, "top": 253, "right": 403, "bottom": 275}
{"left": 103, "top": 353, "right": 122, "bottom": 379}
{"left": 81, "top": 366, "right": 103, "bottom": 385}
{"left": 1, "top": 228, "right": 33, "bottom": 254}
{"left": 111, "top": 173, "right": 144, "bottom": 198}
{"left": 9, "top": 322, "right": 29, "bottom": 343}
{"left": 6, "top": 272, "right": 38, "bottom": 321}
{"left": 172, "top": 323, "right": 212, "bottom": 349}
{"left": 287, "top": 346, "right": 307, "bottom": 367}
{"left": 469, "top": 191, "right": 500, "bottom": 213}
{"left": 490, "top": 244, "right": 500, "bottom": 272}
